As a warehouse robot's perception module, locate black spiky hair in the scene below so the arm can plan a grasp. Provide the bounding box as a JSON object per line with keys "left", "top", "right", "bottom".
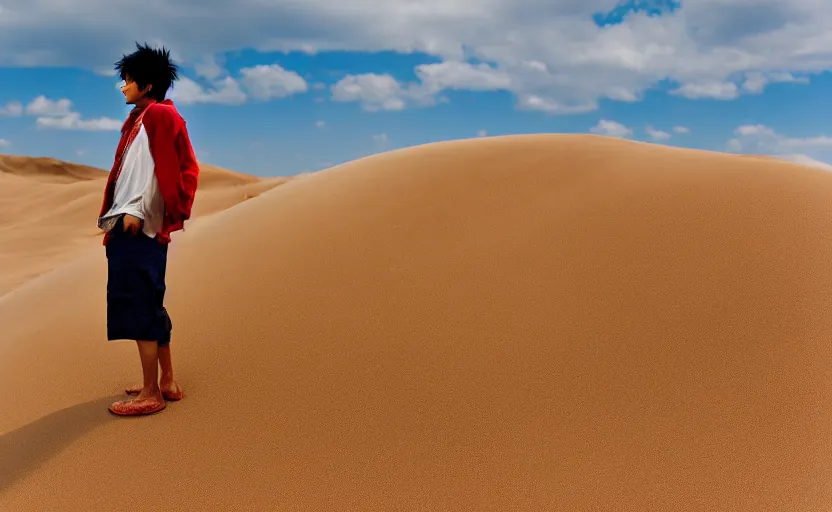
{"left": 114, "top": 42, "right": 179, "bottom": 102}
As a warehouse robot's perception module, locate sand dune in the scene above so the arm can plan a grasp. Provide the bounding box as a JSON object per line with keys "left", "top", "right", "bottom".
{"left": 0, "top": 155, "right": 106, "bottom": 183}
{"left": 0, "top": 155, "right": 290, "bottom": 296}
{"left": 197, "top": 162, "right": 262, "bottom": 188}
{"left": 2, "top": 135, "right": 832, "bottom": 510}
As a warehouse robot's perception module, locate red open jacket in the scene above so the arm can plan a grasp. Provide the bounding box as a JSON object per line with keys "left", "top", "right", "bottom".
{"left": 99, "top": 99, "right": 200, "bottom": 245}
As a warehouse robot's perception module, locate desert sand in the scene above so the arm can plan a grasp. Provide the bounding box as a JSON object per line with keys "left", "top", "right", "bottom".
{"left": 2, "top": 134, "right": 832, "bottom": 510}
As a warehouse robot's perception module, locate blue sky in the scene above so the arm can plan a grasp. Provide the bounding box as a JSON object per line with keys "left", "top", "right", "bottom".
{"left": 1, "top": 0, "right": 831, "bottom": 176}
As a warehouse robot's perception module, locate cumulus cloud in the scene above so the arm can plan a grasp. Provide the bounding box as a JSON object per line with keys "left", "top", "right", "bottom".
{"left": 0, "top": 0, "right": 828, "bottom": 113}
{"left": 372, "top": 133, "right": 389, "bottom": 148}
{"left": 727, "top": 125, "right": 832, "bottom": 166}
{"left": 5, "top": 95, "right": 124, "bottom": 131}
{"left": 775, "top": 154, "right": 832, "bottom": 171}
{"left": 331, "top": 73, "right": 412, "bottom": 111}
{"left": 331, "top": 60, "right": 508, "bottom": 109}
{"left": 0, "top": 138, "right": 10, "bottom": 147}
{"left": 26, "top": 96, "right": 73, "bottom": 116}
{"left": 170, "top": 76, "right": 247, "bottom": 105}
{"left": 240, "top": 64, "right": 308, "bottom": 100}
{"left": 315, "top": 120, "right": 326, "bottom": 128}
{"left": 193, "top": 54, "right": 226, "bottom": 81}
{"left": 0, "top": 101, "right": 23, "bottom": 116}
{"left": 590, "top": 119, "right": 633, "bottom": 139}
{"left": 725, "top": 138, "right": 743, "bottom": 153}
{"left": 741, "top": 72, "right": 808, "bottom": 94}
{"left": 93, "top": 67, "right": 117, "bottom": 77}
{"left": 477, "top": 129, "right": 487, "bottom": 137}
{"left": 670, "top": 81, "right": 739, "bottom": 100}
{"left": 171, "top": 64, "right": 307, "bottom": 104}
{"left": 415, "top": 61, "right": 512, "bottom": 93}
{"left": 673, "top": 126, "right": 690, "bottom": 134}
{"left": 331, "top": 61, "right": 592, "bottom": 113}
{"left": 516, "top": 95, "right": 598, "bottom": 115}
{"left": 645, "top": 125, "right": 671, "bottom": 141}
{"left": 36, "top": 113, "right": 122, "bottom": 131}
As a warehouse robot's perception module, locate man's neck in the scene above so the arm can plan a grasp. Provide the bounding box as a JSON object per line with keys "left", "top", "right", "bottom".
{"left": 134, "top": 98, "right": 156, "bottom": 111}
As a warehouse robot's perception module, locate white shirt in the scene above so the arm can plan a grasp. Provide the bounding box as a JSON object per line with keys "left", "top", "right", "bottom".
{"left": 97, "top": 124, "right": 165, "bottom": 238}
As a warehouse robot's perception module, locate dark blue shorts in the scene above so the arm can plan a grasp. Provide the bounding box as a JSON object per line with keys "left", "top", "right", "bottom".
{"left": 105, "top": 216, "right": 172, "bottom": 344}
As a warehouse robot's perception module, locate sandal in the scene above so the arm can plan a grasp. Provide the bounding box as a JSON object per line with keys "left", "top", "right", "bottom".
{"left": 109, "top": 397, "right": 167, "bottom": 416}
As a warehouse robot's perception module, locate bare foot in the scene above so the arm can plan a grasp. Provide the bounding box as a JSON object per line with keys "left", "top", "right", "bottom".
{"left": 160, "top": 379, "right": 183, "bottom": 401}
{"left": 125, "top": 381, "right": 183, "bottom": 401}
{"left": 136, "top": 388, "right": 164, "bottom": 402}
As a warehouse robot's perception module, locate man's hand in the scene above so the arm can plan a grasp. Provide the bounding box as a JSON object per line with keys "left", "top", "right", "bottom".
{"left": 122, "top": 214, "right": 143, "bottom": 234}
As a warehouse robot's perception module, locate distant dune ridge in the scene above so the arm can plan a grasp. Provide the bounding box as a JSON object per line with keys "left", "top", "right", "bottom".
{"left": 2, "top": 135, "right": 832, "bottom": 510}
{"left": 0, "top": 155, "right": 107, "bottom": 182}
{"left": 0, "top": 154, "right": 291, "bottom": 296}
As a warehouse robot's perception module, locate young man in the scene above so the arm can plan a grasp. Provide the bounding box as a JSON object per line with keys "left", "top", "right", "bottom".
{"left": 98, "top": 43, "right": 200, "bottom": 416}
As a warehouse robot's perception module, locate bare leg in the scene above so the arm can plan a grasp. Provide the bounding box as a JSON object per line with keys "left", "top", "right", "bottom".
{"left": 158, "top": 344, "right": 174, "bottom": 383}
{"left": 135, "top": 340, "right": 163, "bottom": 401}
{"left": 157, "top": 344, "right": 182, "bottom": 397}
{"left": 108, "top": 340, "right": 166, "bottom": 416}
{"left": 126, "top": 343, "right": 182, "bottom": 399}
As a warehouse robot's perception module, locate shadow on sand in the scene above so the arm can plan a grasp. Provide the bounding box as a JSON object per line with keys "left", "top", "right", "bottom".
{"left": 0, "top": 395, "right": 122, "bottom": 493}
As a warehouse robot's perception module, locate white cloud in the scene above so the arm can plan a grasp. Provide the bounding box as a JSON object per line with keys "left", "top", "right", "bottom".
{"left": 0, "top": 101, "right": 23, "bottom": 116}
{"left": 26, "top": 96, "right": 73, "bottom": 116}
{"left": 740, "top": 74, "right": 767, "bottom": 94}
{"left": 516, "top": 95, "right": 598, "bottom": 115}
{"left": 170, "top": 76, "right": 247, "bottom": 105}
{"left": 725, "top": 138, "right": 743, "bottom": 153}
{"left": 605, "top": 87, "right": 640, "bottom": 102}
{"left": 331, "top": 61, "right": 592, "bottom": 114}
{"left": 170, "top": 64, "right": 307, "bottom": 104}
{"left": 645, "top": 125, "right": 671, "bottom": 141}
{"left": 775, "top": 154, "right": 832, "bottom": 171}
{"left": 315, "top": 120, "right": 326, "bottom": 128}
{"left": 0, "top": 138, "right": 10, "bottom": 147}
{"left": 0, "top": 1, "right": 829, "bottom": 113}
{"left": 36, "top": 113, "right": 122, "bottom": 131}
{"left": 477, "top": 129, "right": 487, "bottom": 137}
{"left": 727, "top": 124, "right": 832, "bottom": 163}
{"left": 672, "top": 126, "right": 690, "bottom": 134}
{"left": 741, "top": 72, "right": 809, "bottom": 94}
{"left": 670, "top": 82, "right": 739, "bottom": 100}
{"left": 194, "top": 54, "right": 226, "bottom": 80}
{"left": 331, "top": 73, "right": 411, "bottom": 111}
{"left": 590, "top": 119, "right": 633, "bottom": 139}
{"left": 522, "top": 60, "right": 547, "bottom": 72}
{"left": 7, "top": 95, "right": 123, "bottom": 131}
{"left": 372, "top": 133, "right": 389, "bottom": 148}
{"left": 239, "top": 64, "right": 308, "bottom": 100}
{"left": 93, "top": 67, "right": 117, "bottom": 77}
{"left": 414, "top": 61, "right": 511, "bottom": 93}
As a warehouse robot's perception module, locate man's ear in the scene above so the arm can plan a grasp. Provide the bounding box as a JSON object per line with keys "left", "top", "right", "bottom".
{"left": 142, "top": 83, "right": 153, "bottom": 94}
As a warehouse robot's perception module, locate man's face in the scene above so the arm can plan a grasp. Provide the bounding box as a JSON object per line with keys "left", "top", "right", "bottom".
{"left": 120, "top": 77, "right": 150, "bottom": 105}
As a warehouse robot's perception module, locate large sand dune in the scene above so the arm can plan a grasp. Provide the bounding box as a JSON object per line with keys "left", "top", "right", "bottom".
{"left": 2, "top": 135, "right": 832, "bottom": 510}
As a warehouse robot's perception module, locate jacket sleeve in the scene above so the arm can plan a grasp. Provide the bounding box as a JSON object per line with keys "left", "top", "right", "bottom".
{"left": 143, "top": 104, "right": 200, "bottom": 224}
{"left": 176, "top": 122, "right": 200, "bottom": 221}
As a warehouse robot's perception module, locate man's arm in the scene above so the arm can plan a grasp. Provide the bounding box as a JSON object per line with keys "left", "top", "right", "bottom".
{"left": 176, "top": 122, "right": 200, "bottom": 222}
{"left": 143, "top": 104, "right": 199, "bottom": 225}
